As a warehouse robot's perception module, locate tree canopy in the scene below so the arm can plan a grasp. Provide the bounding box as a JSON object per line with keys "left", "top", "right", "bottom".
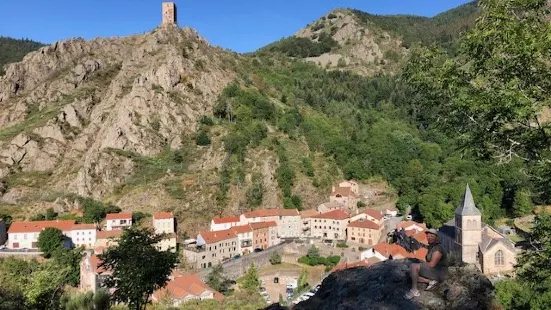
{"left": 98, "top": 226, "right": 178, "bottom": 310}
{"left": 37, "top": 227, "right": 66, "bottom": 258}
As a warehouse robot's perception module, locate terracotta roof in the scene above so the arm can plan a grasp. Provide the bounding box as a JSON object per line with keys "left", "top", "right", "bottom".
{"left": 396, "top": 221, "right": 427, "bottom": 231}
{"left": 152, "top": 273, "right": 223, "bottom": 302}
{"left": 8, "top": 220, "right": 76, "bottom": 233}
{"left": 330, "top": 259, "right": 371, "bottom": 273}
{"left": 242, "top": 209, "right": 299, "bottom": 218}
{"left": 89, "top": 255, "right": 108, "bottom": 273}
{"left": 278, "top": 209, "right": 300, "bottom": 216}
{"left": 212, "top": 216, "right": 240, "bottom": 224}
{"left": 106, "top": 212, "right": 132, "bottom": 220}
{"left": 97, "top": 230, "right": 123, "bottom": 239}
{"left": 249, "top": 221, "right": 277, "bottom": 230}
{"left": 330, "top": 186, "right": 359, "bottom": 198}
{"left": 229, "top": 224, "right": 253, "bottom": 234}
{"left": 348, "top": 219, "right": 381, "bottom": 230}
{"left": 200, "top": 229, "right": 237, "bottom": 244}
{"left": 72, "top": 224, "right": 97, "bottom": 230}
{"left": 406, "top": 230, "right": 428, "bottom": 245}
{"left": 362, "top": 209, "right": 383, "bottom": 221}
{"left": 153, "top": 212, "right": 174, "bottom": 220}
{"left": 317, "top": 201, "right": 346, "bottom": 211}
{"left": 373, "top": 242, "right": 428, "bottom": 261}
{"left": 300, "top": 210, "right": 320, "bottom": 218}
{"left": 311, "top": 209, "right": 351, "bottom": 220}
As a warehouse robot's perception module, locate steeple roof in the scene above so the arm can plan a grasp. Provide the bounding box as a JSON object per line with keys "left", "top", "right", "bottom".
{"left": 455, "top": 184, "right": 481, "bottom": 216}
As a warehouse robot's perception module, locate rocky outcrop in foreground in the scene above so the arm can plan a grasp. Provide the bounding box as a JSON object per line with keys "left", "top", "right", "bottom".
{"left": 266, "top": 259, "right": 497, "bottom": 310}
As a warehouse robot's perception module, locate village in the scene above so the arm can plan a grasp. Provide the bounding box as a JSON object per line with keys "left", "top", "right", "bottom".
{"left": 0, "top": 179, "right": 521, "bottom": 307}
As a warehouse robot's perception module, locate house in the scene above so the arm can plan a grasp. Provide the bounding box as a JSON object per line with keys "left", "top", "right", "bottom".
{"left": 352, "top": 209, "right": 384, "bottom": 225}
{"left": 210, "top": 216, "right": 242, "bottom": 232}
{"left": 80, "top": 251, "right": 110, "bottom": 293}
{"left": 316, "top": 201, "right": 346, "bottom": 214}
{"left": 308, "top": 209, "right": 351, "bottom": 242}
{"left": 396, "top": 221, "right": 427, "bottom": 233}
{"left": 368, "top": 242, "right": 428, "bottom": 261}
{"left": 439, "top": 184, "right": 518, "bottom": 275}
{"left": 153, "top": 212, "right": 177, "bottom": 252}
{"left": 240, "top": 209, "right": 301, "bottom": 238}
{"left": 300, "top": 210, "right": 320, "bottom": 237}
{"left": 249, "top": 221, "right": 279, "bottom": 250}
{"left": 95, "top": 230, "right": 123, "bottom": 248}
{"left": 183, "top": 229, "right": 239, "bottom": 269}
{"left": 105, "top": 212, "right": 132, "bottom": 231}
{"left": 360, "top": 246, "right": 388, "bottom": 262}
{"left": 151, "top": 272, "right": 223, "bottom": 306}
{"left": 229, "top": 224, "right": 254, "bottom": 255}
{"left": 337, "top": 180, "right": 359, "bottom": 195}
{"left": 0, "top": 219, "right": 7, "bottom": 246}
{"left": 7, "top": 220, "right": 77, "bottom": 249}
{"left": 329, "top": 186, "right": 359, "bottom": 213}
{"left": 347, "top": 218, "right": 383, "bottom": 247}
{"left": 153, "top": 212, "right": 176, "bottom": 234}
{"left": 69, "top": 224, "right": 97, "bottom": 248}
{"left": 383, "top": 207, "right": 399, "bottom": 217}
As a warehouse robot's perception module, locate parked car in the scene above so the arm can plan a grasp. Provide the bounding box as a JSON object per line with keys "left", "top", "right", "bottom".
{"left": 254, "top": 248, "right": 264, "bottom": 252}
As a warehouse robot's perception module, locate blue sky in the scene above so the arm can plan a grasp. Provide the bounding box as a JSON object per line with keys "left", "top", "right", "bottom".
{"left": 0, "top": 0, "right": 473, "bottom": 53}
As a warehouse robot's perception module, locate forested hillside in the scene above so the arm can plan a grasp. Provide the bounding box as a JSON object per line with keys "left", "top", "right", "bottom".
{"left": 0, "top": 36, "right": 45, "bottom": 74}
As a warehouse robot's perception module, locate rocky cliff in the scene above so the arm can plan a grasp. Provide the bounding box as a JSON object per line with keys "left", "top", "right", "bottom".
{"left": 0, "top": 24, "right": 336, "bottom": 233}
{"left": 266, "top": 259, "right": 498, "bottom": 310}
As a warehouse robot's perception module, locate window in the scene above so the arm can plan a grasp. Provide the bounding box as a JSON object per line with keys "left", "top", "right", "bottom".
{"left": 495, "top": 250, "right": 504, "bottom": 266}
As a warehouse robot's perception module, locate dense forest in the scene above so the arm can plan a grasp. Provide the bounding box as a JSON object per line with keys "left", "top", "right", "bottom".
{"left": 0, "top": 36, "right": 45, "bottom": 75}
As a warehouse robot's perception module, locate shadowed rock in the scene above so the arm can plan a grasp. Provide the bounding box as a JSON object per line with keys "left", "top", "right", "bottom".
{"left": 265, "top": 259, "right": 496, "bottom": 310}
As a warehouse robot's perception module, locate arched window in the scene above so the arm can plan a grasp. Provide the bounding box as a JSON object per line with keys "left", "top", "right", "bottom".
{"left": 471, "top": 220, "right": 478, "bottom": 229}
{"left": 495, "top": 250, "right": 504, "bottom": 266}
{"left": 467, "top": 219, "right": 472, "bottom": 229}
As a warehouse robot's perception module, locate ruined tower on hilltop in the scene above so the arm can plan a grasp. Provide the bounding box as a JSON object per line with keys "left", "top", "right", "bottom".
{"left": 162, "top": 2, "right": 177, "bottom": 25}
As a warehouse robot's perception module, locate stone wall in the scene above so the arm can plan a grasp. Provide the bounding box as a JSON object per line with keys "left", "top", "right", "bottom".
{"left": 197, "top": 241, "right": 290, "bottom": 281}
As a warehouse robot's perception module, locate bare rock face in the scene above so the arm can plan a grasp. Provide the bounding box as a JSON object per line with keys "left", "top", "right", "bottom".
{"left": 266, "top": 259, "right": 496, "bottom": 310}
{"left": 0, "top": 25, "right": 236, "bottom": 199}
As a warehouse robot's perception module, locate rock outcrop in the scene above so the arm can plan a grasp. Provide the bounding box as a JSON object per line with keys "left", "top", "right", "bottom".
{"left": 266, "top": 259, "right": 497, "bottom": 310}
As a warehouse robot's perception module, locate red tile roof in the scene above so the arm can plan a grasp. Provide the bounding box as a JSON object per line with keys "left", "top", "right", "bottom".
{"left": 407, "top": 230, "right": 428, "bottom": 245}
{"left": 153, "top": 212, "right": 174, "bottom": 220}
{"left": 8, "top": 220, "right": 76, "bottom": 233}
{"left": 72, "top": 224, "right": 97, "bottom": 230}
{"left": 242, "top": 209, "right": 299, "bottom": 218}
{"left": 97, "top": 230, "right": 123, "bottom": 239}
{"left": 230, "top": 224, "right": 253, "bottom": 234}
{"left": 212, "top": 216, "right": 240, "bottom": 224}
{"left": 362, "top": 209, "right": 383, "bottom": 221}
{"left": 311, "top": 209, "right": 351, "bottom": 220}
{"left": 373, "top": 242, "right": 427, "bottom": 261}
{"left": 330, "top": 259, "right": 371, "bottom": 273}
{"left": 200, "top": 229, "right": 237, "bottom": 244}
{"left": 300, "top": 210, "right": 320, "bottom": 218}
{"left": 396, "top": 221, "right": 427, "bottom": 231}
{"left": 106, "top": 212, "right": 132, "bottom": 220}
{"left": 348, "top": 219, "right": 381, "bottom": 230}
{"left": 153, "top": 273, "right": 223, "bottom": 302}
{"left": 330, "top": 186, "right": 359, "bottom": 198}
{"left": 249, "top": 221, "right": 277, "bottom": 230}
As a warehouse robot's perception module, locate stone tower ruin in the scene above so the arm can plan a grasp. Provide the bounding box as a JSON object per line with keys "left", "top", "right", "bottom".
{"left": 162, "top": 2, "right": 177, "bottom": 25}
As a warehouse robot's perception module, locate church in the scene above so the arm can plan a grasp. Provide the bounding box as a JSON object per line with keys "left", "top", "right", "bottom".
{"left": 439, "top": 184, "right": 518, "bottom": 275}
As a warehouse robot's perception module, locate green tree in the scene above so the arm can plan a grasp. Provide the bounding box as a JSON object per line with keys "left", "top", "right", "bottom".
{"left": 269, "top": 252, "right": 282, "bottom": 265}
{"left": 307, "top": 245, "right": 320, "bottom": 259}
{"left": 45, "top": 208, "right": 58, "bottom": 220}
{"left": 98, "top": 226, "right": 178, "bottom": 310}
{"left": 240, "top": 262, "right": 260, "bottom": 291}
{"left": 25, "top": 260, "right": 72, "bottom": 309}
{"left": 37, "top": 227, "right": 66, "bottom": 258}
{"left": 52, "top": 248, "right": 84, "bottom": 286}
{"left": 513, "top": 189, "right": 533, "bottom": 217}
{"left": 297, "top": 268, "right": 309, "bottom": 289}
{"left": 403, "top": 0, "right": 551, "bottom": 203}
{"left": 196, "top": 130, "right": 211, "bottom": 146}
{"left": 246, "top": 174, "right": 264, "bottom": 209}
{"left": 206, "top": 264, "right": 233, "bottom": 295}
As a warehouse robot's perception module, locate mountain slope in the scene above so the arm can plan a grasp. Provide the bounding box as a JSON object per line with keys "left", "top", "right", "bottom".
{"left": 0, "top": 36, "right": 45, "bottom": 75}
{"left": 257, "top": 2, "right": 479, "bottom": 76}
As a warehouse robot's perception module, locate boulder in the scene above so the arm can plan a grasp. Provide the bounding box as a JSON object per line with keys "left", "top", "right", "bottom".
{"left": 266, "top": 259, "right": 497, "bottom": 310}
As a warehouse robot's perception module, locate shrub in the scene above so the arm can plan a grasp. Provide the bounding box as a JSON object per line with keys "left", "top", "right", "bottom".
{"left": 196, "top": 130, "right": 211, "bottom": 146}
{"left": 269, "top": 252, "right": 282, "bottom": 265}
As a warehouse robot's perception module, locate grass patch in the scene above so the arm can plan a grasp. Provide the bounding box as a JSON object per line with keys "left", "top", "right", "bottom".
{"left": 163, "top": 178, "right": 185, "bottom": 200}
{"left": 6, "top": 170, "right": 52, "bottom": 188}
{"left": 105, "top": 147, "right": 191, "bottom": 186}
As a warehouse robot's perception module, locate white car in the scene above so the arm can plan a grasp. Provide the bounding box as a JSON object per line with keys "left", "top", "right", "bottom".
{"left": 304, "top": 292, "right": 315, "bottom": 297}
